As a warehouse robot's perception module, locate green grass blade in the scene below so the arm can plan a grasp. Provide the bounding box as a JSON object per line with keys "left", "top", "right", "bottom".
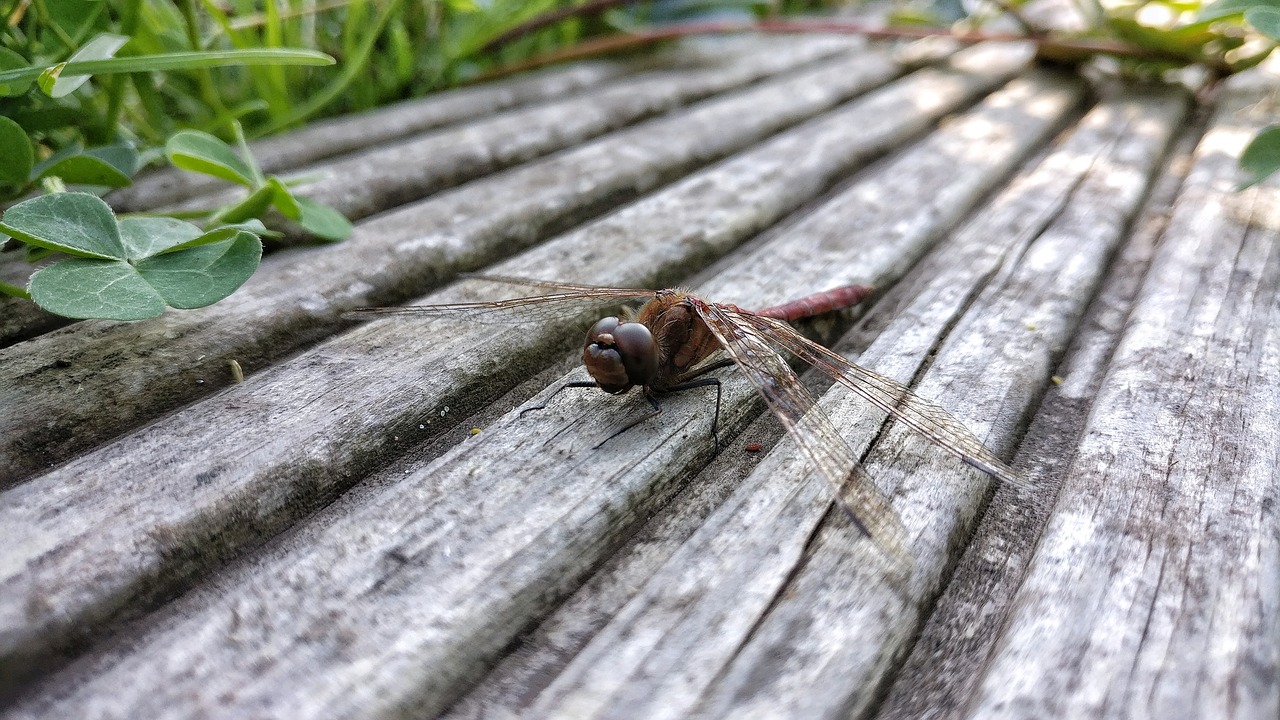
{"left": 256, "top": 0, "right": 403, "bottom": 135}
{"left": 0, "top": 48, "right": 334, "bottom": 86}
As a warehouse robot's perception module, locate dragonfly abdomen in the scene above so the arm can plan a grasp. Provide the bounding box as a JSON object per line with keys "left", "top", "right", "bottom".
{"left": 754, "top": 284, "right": 874, "bottom": 322}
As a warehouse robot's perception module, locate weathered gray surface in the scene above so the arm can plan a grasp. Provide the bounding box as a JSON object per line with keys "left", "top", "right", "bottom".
{"left": 0, "top": 255, "right": 64, "bottom": 347}
{"left": 0, "top": 301, "right": 64, "bottom": 348}
{"left": 2, "top": 64, "right": 1082, "bottom": 719}
{"left": 876, "top": 94, "right": 1208, "bottom": 720}
{"left": 2, "top": 59, "right": 636, "bottom": 346}
{"left": 0, "top": 44, "right": 1045, "bottom": 698}
{"left": 162, "top": 35, "right": 865, "bottom": 229}
{"left": 2, "top": 38, "right": 852, "bottom": 348}
{"left": 521, "top": 85, "right": 1189, "bottom": 720}
{"left": 0, "top": 42, "right": 1030, "bottom": 487}
{"left": 104, "top": 61, "right": 633, "bottom": 212}
{"left": 963, "top": 71, "right": 1280, "bottom": 720}
{"left": 1, "top": 33, "right": 1276, "bottom": 720}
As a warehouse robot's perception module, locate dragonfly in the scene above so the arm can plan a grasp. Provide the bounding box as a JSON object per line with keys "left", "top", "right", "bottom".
{"left": 349, "top": 275, "right": 1024, "bottom": 568}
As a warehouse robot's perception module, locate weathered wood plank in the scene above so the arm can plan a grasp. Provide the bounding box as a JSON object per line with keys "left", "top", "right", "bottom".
{"left": 0, "top": 36, "right": 857, "bottom": 347}
{"left": 104, "top": 60, "right": 632, "bottom": 212}
{"left": 0, "top": 37, "right": 853, "bottom": 348}
{"left": 874, "top": 89, "right": 1206, "bottom": 720}
{"left": 0, "top": 42, "right": 1031, "bottom": 692}
{"left": 963, "top": 70, "right": 1280, "bottom": 720}
{"left": 0, "top": 248, "right": 65, "bottom": 348}
{"left": 0, "top": 301, "right": 65, "bottom": 349}
{"left": 1, "top": 68, "right": 1082, "bottom": 716}
{"left": 518, "top": 85, "right": 1189, "bottom": 720}
{"left": 1, "top": 38, "right": 958, "bottom": 486}
{"left": 162, "top": 35, "right": 865, "bottom": 231}
{"left": 436, "top": 406, "right": 788, "bottom": 720}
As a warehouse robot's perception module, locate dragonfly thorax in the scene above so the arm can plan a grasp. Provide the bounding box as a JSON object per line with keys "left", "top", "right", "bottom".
{"left": 583, "top": 316, "right": 659, "bottom": 393}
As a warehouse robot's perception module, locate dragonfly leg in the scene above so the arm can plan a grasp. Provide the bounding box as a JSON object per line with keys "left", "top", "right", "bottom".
{"left": 518, "top": 380, "right": 600, "bottom": 418}
{"left": 655, "top": 377, "right": 724, "bottom": 452}
{"left": 657, "top": 357, "right": 736, "bottom": 450}
{"left": 677, "top": 357, "right": 736, "bottom": 381}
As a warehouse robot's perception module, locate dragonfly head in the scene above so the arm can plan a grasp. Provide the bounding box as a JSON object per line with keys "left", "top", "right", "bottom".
{"left": 583, "top": 316, "right": 659, "bottom": 393}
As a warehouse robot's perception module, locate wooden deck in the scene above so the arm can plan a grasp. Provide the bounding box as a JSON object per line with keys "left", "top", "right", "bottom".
{"left": 2, "top": 33, "right": 1277, "bottom": 719}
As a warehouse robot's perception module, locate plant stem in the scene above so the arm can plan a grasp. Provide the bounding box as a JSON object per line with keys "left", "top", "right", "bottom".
{"left": 255, "top": 0, "right": 404, "bottom": 136}
{"left": 0, "top": 279, "right": 31, "bottom": 300}
{"left": 178, "top": 0, "right": 234, "bottom": 132}
{"left": 103, "top": 0, "right": 143, "bottom": 142}
{"left": 29, "top": 0, "right": 76, "bottom": 49}
{"left": 230, "top": 120, "right": 265, "bottom": 185}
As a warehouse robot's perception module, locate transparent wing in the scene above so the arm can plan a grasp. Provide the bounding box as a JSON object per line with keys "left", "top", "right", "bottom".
{"left": 738, "top": 312, "right": 1025, "bottom": 488}
{"left": 345, "top": 275, "right": 656, "bottom": 325}
{"left": 691, "top": 299, "right": 914, "bottom": 570}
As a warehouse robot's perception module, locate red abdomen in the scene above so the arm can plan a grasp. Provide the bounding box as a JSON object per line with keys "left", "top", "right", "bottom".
{"left": 754, "top": 285, "right": 874, "bottom": 321}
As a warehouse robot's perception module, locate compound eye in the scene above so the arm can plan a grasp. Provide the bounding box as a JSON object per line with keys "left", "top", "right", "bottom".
{"left": 581, "top": 318, "right": 659, "bottom": 392}
{"left": 583, "top": 317, "right": 630, "bottom": 392}
{"left": 610, "top": 322, "right": 659, "bottom": 386}
{"left": 587, "top": 316, "right": 621, "bottom": 343}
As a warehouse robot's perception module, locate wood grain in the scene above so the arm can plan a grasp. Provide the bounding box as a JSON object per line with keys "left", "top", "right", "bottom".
{"left": 104, "top": 61, "right": 633, "bottom": 213}
{"left": 2, "top": 65, "right": 1079, "bottom": 715}
{"left": 5, "top": 34, "right": 1269, "bottom": 720}
{"left": 876, "top": 87, "right": 1208, "bottom": 720}
{"left": 963, "top": 68, "right": 1280, "bottom": 720}
{"left": 2, "top": 39, "right": 951, "bottom": 486}
{"left": 521, "top": 85, "right": 1190, "bottom": 720}
{"left": 161, "top": 36, "right": 868, "bottom": 228}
